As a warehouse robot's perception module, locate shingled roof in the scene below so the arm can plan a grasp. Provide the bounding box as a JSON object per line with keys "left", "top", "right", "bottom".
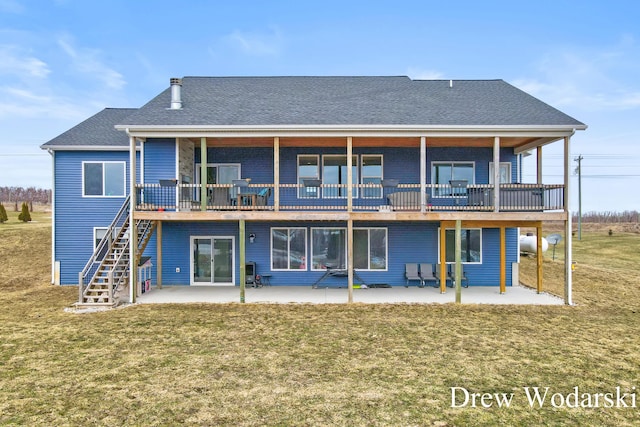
{"left": 41, "top": 108, "right": 136, "bottom": 149}
{"left": 119, "top": 76, "right": 585, "bottom": 128}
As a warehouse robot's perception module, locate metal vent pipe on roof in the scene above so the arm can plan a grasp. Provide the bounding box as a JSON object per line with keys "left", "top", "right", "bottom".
{"left": 170, "top": 77, "right": 182, "bottom": 109}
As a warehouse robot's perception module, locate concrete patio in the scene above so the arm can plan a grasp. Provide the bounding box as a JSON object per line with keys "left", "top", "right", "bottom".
{"left": 136, "top": 283, "right": 565, "bottom": 305}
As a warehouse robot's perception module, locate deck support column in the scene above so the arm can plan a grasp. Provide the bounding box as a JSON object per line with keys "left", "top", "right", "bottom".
{"left": 273, "top": 137, "right": 280, "bottom": 212}
{"left": 420, "top": 136, "right": 426, "bottom": 212}
{"left": 200, "top": 137, "right": 207, "bottom": 211}
{"left": 239, "top": 219, "right": 246, "bottom": 303}
{"left": 156, "top": 221, "right": 162, "bottom": 288}
{"left": 564, "top": 135, "right": 573, "bottom": 305}
{"left": 454, "top": 219, "right": 462, "bottom": 303}
{"left": 347, "top": 136, "right": 353, "bottom": 213}
{"left": 347, "top": 218, "right": 354, "bottom": 303}
{"left": 129, "top": 135, "right": 138, "bottom": 303}
{"left": 500, "top": 226, "right": 506, "bottom": 294}
{"left": 536, "top": 222, "right": 543, "bottom": 294}
{"left": 537, "top": 146, "right": 543, "bottom": 185}
{"left": 493, "top": 137, "right": 500, "bottom": 212}
{"left": 439, "top": 224, "right": 447, "bottom": 294}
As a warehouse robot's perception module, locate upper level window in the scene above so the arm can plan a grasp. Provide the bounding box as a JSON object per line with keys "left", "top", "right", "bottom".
{"left": 361, "top": 155, "right": 383, "bottom": 198}
{"left": 322, "top": 155, "right": 358, "bottom": 198}
{"left": 489, "top": 162, "right": 512, "bottom": 184}
{"left": 83, "top": 162, "right": 125, "bottom": 197}
{"left": 298, "top": 155, "right": 320, "bottom": 198}
{"left": 432, "top": 162, "right": 474, "bottom": 197}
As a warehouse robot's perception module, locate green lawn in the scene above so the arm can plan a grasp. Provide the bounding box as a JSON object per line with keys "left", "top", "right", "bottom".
{"left": 1, "top": 218, "right": 639, "bottom": 426}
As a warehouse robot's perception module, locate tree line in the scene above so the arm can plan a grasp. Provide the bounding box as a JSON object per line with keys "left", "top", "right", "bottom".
{"left": 0, "top": 186, "right": 51, "bottom": 211}
{"left": 574, "top": 211, "right": 639, "bottom": 223}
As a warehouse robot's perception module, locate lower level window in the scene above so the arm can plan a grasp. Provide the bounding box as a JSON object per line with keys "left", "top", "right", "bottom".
{"left": 311, "top": 227, "right": 387, "bottom": 270}
{"left": 271, "top": 228, "right": 307, "bottom": 270}
{"left": 442, "top": 228, "right": 482, "bottom": 263}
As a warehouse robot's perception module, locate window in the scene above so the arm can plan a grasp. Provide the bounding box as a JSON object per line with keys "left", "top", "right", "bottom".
{"left": 354, "top": 228, "right": 387, "bottom": 270}
{"left": 298, "top": 155, "right": 319, "bottom": 198}
{"left": 93, "top": 227, "right": 110, "bottom": 260}
{"left": 439, "top": 228, "right": 482, "bottom": 264}
{"left": 322, "top": 155, "right": 358, "bottom": 198}
{"left": 312, "top": 227, "right": 388, "bottom": 271}
{"left": 361, "top": 155, "right": 383, "bottom": 198}
{"left": 431, "top": 162, "right": 474, "bottom": 197}
{"left": 83, "top": 162, "right": 125, "bottom": 197}
{"left": 271, "top": 228, "right": 307, "bottom": 270}
{"left": 489, "top": 162, "right": 512, "bottom": 184}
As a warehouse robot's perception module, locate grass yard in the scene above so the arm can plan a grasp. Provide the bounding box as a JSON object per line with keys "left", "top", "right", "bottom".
{"left": 1, "top": 218, "right": 640, "bottom": 426}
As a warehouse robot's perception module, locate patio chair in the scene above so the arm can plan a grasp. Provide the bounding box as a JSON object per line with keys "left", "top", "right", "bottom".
{"left": 255, "top": 187, "right": 271, "bottom": 206}
{"left": 419, "top": 263, "right": 438, "bottom": 288}
{"left": 208, "top": 187, "right": 230, "bottom": 208}
{"left": 435, "top": 264, "right": 451, "bottom": 288}
{"left": 405, "top": 263, "right": 423, "bottom": 287}
{"left": 448, "top": 264, "right": 469, "bottom": 288}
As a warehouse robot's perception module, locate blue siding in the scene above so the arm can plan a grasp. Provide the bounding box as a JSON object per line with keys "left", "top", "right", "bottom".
{"left": 143, "top": 138, "right": 176, "bottom": 183}
{"left": 54, "top": 150, "right": 138, "bottom": 284}
{"left": 151, "top": 221, "right": 518, "bottom": 287}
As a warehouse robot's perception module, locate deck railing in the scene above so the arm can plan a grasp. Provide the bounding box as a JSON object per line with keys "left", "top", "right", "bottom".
{"left": 134, "top": 183, "right": 564, "bottom": 213}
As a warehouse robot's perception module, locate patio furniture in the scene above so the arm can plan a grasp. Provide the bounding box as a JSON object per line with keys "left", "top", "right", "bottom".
{"left": 404, "top": 263, "right": 423, "bottom": 287}
{"left": 435, "top": 264, "right": 451, "bottom": 288}
{"left": 448, "top": 264, "right": 469, "bottom": 288}
{"left": 260, "top": 274, "right": 272, "bottom": 286}
{"left": 419, "top": 263, "right": 438, "bottom": 288}
{"left": 312, "top": 266, "right": 367, "bottom": 288}
{"left": 255, "top": 187, "right": 271, "bottom": 206}
{"left": 387, "top": 191, "right": 427, "bottom": 211}
{"left": 208, "top": 187, "right": 230, "bottom": 207}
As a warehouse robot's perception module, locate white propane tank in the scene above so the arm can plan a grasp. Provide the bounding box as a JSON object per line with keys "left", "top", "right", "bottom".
{"left": 519, "top": 233, "right": 548, "bottom": 254}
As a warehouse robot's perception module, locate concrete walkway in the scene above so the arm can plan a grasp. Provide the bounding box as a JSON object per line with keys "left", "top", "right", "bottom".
{"left": 136, "top": 283, "right": 565, "bottom": 305}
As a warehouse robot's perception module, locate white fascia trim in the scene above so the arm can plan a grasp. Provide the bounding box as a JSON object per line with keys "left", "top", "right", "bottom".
{"left": 116, "top": 124, "right": 587, "bottom": 139}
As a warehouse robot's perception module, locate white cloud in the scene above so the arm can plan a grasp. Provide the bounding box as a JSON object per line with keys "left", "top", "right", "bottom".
{"left": 220, "top": 26, "right": 284, "bottom": 56}
{"left": 512, "top": 37, "right": 640, "bottom": 112}
{"left": 0, "top": 45, "right": 50, "bottom": 78}
{"left": 57, "top": 35, "right": 126, "bottom": 90}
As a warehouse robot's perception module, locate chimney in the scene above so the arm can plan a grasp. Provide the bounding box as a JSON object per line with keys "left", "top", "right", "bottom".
{"left": 170, "top": 77, "right": 182, "bottom": 109}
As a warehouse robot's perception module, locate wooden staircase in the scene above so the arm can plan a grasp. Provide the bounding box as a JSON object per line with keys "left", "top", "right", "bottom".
{"left": 78, "top": 196, "right": 156, "bottom": 307}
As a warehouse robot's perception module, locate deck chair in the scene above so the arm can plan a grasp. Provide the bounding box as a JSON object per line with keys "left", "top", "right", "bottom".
{"left": 448, "top": 264, "right": 469, "bottom": 288}
{"left": 419, "top": 263, "right": 438, "bottom": 288}
{"left": 255, "top": 187, "right": 271, "bottom": 206}
{"left": 209, "top": 187, "right": 230, "bottom": 208}
{"left": 435, "top": 264, "right": 451, "bottom": 288}
{"left": 405, "top": 263, "right": 423, "bottom": 287}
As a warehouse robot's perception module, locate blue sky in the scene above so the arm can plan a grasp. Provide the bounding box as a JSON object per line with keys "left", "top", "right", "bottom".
{"left": 1, "top": 0, "right": 639, "bottom": 212}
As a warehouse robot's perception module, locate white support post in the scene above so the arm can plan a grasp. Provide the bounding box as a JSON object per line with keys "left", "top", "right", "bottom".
{"left": 347, "top": 136, "right": 353, "bottom": 212}
{"left": 129, "top": 135, "right": 137, "bottom": 304}
{"left": 493, "top": 136, "right": 500, "bottom": 212}
{"left": 420, "top": 136, "right": 426, "bottom": 212}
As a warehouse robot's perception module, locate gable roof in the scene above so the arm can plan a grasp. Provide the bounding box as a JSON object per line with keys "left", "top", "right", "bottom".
{"left": 41, "top": 108, "right": 136, "bottom": 149}
{"left": 118, "top": 76, "right": 585, "bottom": 128}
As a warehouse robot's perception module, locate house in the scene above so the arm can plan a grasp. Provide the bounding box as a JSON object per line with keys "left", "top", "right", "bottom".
{"left": 41, "top": 76, "right": 586, "bottom": 306}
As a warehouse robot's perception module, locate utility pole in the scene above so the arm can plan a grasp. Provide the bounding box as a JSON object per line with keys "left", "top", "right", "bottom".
{"left": 574, "top": 155, "right": 583, "bottom": 241}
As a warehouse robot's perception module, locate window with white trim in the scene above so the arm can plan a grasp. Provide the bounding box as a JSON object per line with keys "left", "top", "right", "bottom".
{"left": 297, "top": 155, "right": 320, "bottom": 198}
{"left": 489, "top": 162, "right": 512, "bottom": 184}
{"left": 311, "top": 227, "right": 388, "bottom": 271}
{"left": 271, "top": 228, "right": 307, "bottom": 270}
{"left": 322, "top": 155, "right": 358, "bottom": 198}
{"left": 354, "top": 228, "right": 387, "bottom": 270}
{"left": 431, "top": 162, "right": 474, "bottom": 197}
{"left": 83, "top": 161, "right": 126, "bottom": 197}
{"left": 361, "top": 155, "right": 383, "bottom": 198}
{"left": 438, "top": 228, "right": 482, "bottom": 264}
